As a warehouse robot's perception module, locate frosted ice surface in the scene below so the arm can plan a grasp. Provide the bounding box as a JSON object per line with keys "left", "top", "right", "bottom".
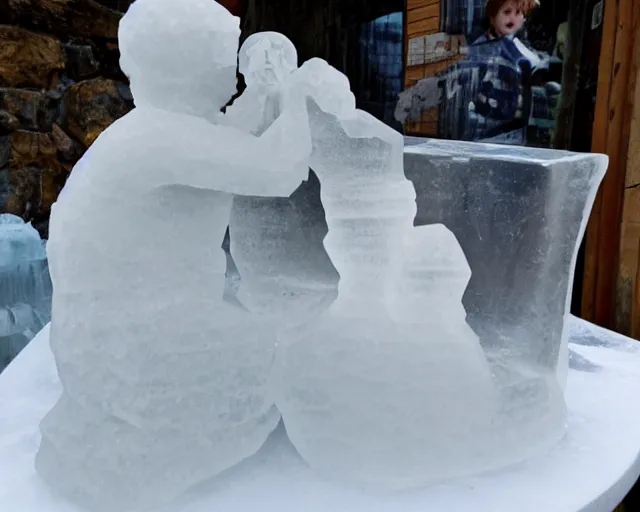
{"left": 389, "top": 223, "right": 472, "bottom": 323}
{"left": 36, "top": 2, "right": 313, "bottom": 511}
{"left": 0, "top": 215, "right": 51, "bottom": 370}
{"left": 227, "top": 178, "right": 339, "bottom": 321}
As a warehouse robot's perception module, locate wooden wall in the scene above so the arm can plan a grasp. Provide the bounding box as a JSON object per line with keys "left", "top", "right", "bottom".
{"left": 581, "top": 0, "right": 640, "bottom": 334}
{"left": 612, "top": 0, "right": 640, "bottom": 337}
{"left": 406, "top": 0, "right": 440, "bottom": 40}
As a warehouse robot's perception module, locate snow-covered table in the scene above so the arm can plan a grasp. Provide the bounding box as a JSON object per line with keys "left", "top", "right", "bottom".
{"left": 1, "top": 316, "right": 639, "bottom": 512}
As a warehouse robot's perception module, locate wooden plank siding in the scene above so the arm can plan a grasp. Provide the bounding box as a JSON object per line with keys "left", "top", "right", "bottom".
{"left": 581, "top": 0, "right": 639, "bottom": 330}
{"left": 613, "top": 0, "right": 640, "bottom": 337}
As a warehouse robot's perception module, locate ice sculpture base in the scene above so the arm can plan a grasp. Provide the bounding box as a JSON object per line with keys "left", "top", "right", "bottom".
{"left": 1, "top": 317, "right": 639, "bottom": 512}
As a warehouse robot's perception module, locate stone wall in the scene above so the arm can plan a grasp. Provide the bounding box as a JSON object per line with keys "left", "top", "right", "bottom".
{"left": 0, "top": 0, "right": 134, "bottom": 237}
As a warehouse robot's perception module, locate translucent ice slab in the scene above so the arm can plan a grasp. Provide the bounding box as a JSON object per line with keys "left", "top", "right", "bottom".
{"left": 403, "top": 137, "right": 607, "bottom": 387}
{"left": 0, "top": 214, "right": 52, "bottom": 371}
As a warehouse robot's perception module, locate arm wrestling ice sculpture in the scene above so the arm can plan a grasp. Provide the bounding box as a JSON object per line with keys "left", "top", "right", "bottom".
{"left": 35, "top": 1, "right": 314, "bottom": 511}
{"left": 33, "top": 2, "right": 570, "bottom": 511}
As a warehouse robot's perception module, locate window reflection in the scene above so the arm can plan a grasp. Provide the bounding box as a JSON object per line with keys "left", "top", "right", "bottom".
{"left": 357, "top": 13, "right": 404, "bottom": 129}
{"left": 400, "top": 0, "right": 589, "bottom": 149}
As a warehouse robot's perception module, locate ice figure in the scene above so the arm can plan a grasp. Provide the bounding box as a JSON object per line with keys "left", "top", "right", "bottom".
{"left": 35, "top": 1, "right": 314, "bottom": 511}
{"left": 270, "top": 60, "right": 497, "bottom": 487}
{"left": 0, "top": 215, "right": 51, "bottom": 371}
{"left": 224, "top": 34, "right": 338, "bottom": 320}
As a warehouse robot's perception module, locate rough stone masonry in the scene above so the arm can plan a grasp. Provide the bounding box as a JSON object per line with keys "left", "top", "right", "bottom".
{"left": 0, "top": 0, "right": 135, "bottom": 237}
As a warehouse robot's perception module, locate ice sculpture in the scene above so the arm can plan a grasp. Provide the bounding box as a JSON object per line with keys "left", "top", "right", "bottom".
{"left": 0, "top": 215, "right": 51, "bottom": 371}
{"left": 35, "top": 1, "right": 316, "bottom": 511}
{"left": 29, "top": 1, "right": 608, "bottom": 509}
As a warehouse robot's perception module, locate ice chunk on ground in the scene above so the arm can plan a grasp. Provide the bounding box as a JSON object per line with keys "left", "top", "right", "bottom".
{"left": 35, "top": 2, "right": 313, "bottom": 511}
{"left": 0, "top": 215, "right": 51, "bottom": 371}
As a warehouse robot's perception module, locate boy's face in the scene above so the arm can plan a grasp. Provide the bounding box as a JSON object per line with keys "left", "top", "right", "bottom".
{"left": 492, "top": 1, "right": 525, "bottom": 37}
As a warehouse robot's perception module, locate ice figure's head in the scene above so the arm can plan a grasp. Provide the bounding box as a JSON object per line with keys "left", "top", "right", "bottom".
{"left": 118, "top": 0, "right": 241, "bottom": 119}
{"left": 291, "top": 58, "right": 356, "bottom": 119}
{"left": 239, "top": 32, "right": 298, "bottom": 88}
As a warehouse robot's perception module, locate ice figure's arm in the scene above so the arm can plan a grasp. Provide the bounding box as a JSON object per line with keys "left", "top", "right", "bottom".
{"left": 306, "top": 98, "right": 404, "bottom": 173}
{"left": 222, "top": 92, "right": 266, "bottom": 134}
{"left": 292, "top": 59, "right": 403, "bottom": 149}
{"left": 340, "top": 108, "right": 404, "bottom": 146}
{"left": 153, "top": 100, "right": 311, "bottom": 197}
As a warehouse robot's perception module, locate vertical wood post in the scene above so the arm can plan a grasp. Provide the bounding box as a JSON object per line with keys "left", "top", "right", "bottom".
{"left": 581, "top": 0, "right": 637, "bottom": 329}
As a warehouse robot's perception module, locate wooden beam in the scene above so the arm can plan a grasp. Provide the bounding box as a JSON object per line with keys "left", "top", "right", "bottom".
{"left": 615, "top": 0, "right": 640, "bottom": 336}
{"left": 407, "top": 4, "right": 439, "bottom": 24}
{"left": 582, "top": 0, "right": 637, "bottom": 328}
{"left": 406, "top": 16, "right": 440, "bottom": 37}
{"left": 407, "top": 0, "right": 438, "bottom": 10}
{"left": 632, "top": 236, "right": 640, "bottom": 339}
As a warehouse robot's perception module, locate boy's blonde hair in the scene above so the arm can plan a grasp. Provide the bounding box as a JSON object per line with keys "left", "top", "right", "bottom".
{"left": 485, "top": 0, "right": 539, "bottom": 19}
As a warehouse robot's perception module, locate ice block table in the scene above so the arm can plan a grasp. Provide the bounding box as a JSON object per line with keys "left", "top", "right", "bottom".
{"left": 1, "top": 316, "right": 639, "bottom": 512}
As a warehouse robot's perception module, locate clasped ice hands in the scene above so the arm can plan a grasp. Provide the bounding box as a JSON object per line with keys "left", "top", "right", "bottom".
{"left": 234, "top": 33, "right": 357, "bottom": 131}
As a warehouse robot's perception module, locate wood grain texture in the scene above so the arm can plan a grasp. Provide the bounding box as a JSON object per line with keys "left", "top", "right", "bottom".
{"left": 406, "top": 16, "right": 440, "bottom": 36}
{"left": 582, "top": 0, "right": 637, "bottom": 330}
{"left": 407, "top": 4, "right": 439, "bottom": 24}
{"left": 407, "top": 0, "right": 439, "bottom": 11}
{"left": 614, "top": 0, "right": 640, "bottom": 336}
